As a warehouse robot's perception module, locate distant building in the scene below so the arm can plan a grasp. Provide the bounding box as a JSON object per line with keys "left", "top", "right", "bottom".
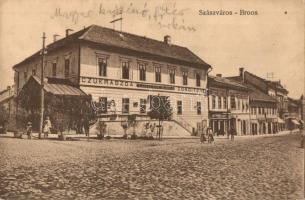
{"left": 227, "top": 68, "right": 288, "bottom": 131}
{"left": 286, "top": 97, "right": 303, "bottom": 129}
{"left": 0, "top": 86, "right": 16, "bottom": 131}
{"left": 208, "top": 74, "right": 251, "bottom": 136}
{"left": 227, "top": 71, "right": 279, "bottom": 134}
{"left": 266, "top": 80, "right": 289, "bottom": 120}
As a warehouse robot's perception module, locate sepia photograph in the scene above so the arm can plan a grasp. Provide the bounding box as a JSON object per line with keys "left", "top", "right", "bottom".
{"left": 0, "top": 0, "right": 304, "bottom": 199}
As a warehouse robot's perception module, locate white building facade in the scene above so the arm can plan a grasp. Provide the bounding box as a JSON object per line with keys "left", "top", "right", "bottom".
{"left": 13, "top": 25, "right": 211, "bottom": 136}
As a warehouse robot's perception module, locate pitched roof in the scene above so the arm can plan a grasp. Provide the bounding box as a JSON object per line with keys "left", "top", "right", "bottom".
{"left": 227, "top": 77, "right": 276, "bottom": 103}
{"left": 227, "top": 71, "right": 288, "bottom": 94}
{"left": 13, "top": 25, "right": 211, "bottom": 69}
{"left": 266, "top": 80, "right": 288, "bottom": 93}
{"left": 13, "top": 27, "right": 90, "bottom": 69}
{"left": 288, "top": 97, "right": 301, "bottom": 107}
{"left": 209, "top": 76, "right": 249, "bottom": 91}
{"left": 29, "top": 76, "right": 87, "bottom": 96}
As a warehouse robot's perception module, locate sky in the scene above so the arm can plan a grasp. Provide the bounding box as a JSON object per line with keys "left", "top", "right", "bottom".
{"left": 0, "top": 0, "right": 304, "bottom": 98}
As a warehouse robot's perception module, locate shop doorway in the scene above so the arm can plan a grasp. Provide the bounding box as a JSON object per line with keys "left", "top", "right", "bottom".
{"left": 268, "top": 122, "right": 272, "bottom": 134}
{"left": 219, "top": 121, "right": 225, "bottom": 135}
{"left": 251, "top": 123, "right": 258, "bottom": 135}
{"left": 242, "top": 120, "right": 247, "bottom": 135}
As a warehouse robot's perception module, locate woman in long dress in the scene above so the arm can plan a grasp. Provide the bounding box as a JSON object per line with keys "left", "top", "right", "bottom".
{"left": 43, "top": 116, "right": 52, "bottom": 138}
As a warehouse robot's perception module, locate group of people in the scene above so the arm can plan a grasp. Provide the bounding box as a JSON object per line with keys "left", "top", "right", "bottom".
{"left": 25, "top": 116, "right": 52, "bottom": 139}
{"left": 200, "top": 126, "right": 237, "bottom": 143}
{"left": 200, "top": 127, "right": 214, "bottom": 144}
{"left": 25, "top": 116, "right": 92, "bottom": 139}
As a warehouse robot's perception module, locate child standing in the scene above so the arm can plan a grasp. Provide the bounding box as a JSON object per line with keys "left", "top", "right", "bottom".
{"left": 26, "top": 122, "right": 32, "bottom": 139}
{"left": 43, "top": 116, "right": 52, "bottom": 138}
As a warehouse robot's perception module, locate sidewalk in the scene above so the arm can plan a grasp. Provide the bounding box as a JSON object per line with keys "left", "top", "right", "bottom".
{"left": 0, "top": 129, "right": 300, "bottom": 140}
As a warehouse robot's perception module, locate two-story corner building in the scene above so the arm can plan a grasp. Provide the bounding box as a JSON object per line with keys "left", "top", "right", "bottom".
{"left": 12, "top": 25, "right": 211, "bottom": 135}
{"left": 208, "top": 74, "right": 251, "bottom": 136}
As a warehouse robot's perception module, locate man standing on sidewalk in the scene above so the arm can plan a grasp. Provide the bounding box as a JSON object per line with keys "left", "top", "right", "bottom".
{"left": 230, "top": 126, "right": 236, "bottom": 141}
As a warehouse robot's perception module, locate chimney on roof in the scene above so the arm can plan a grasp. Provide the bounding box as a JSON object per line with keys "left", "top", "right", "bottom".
{"left": 216, "top": 74, "right": 222, "bottom": 77}
{"left": 164, "top": 35, "right": 171, "bottom": 45}
{"left": 65, "top": 29, "right": 73, "bottom": 37}
{"left": 53, "top": 34, "right": 60, "bottom": 42}
{"left": 239, "top": 67, "right": 244, "bottom": 82}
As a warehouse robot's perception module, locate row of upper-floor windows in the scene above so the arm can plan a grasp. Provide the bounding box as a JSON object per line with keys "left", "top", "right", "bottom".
{"left": 21, "top": 56, "right": 204, "bottom": 88}
{"left": 22, "top": 58, "right": 71, "bottom": 81}
{"left": 97, "top": 57, "right": 203, "bottom": 87}
{"left": 251, "top": 107, "right": 277, "bottom": 115}
{"left": 211, "top": 95, "right": 249, "bottom": 111}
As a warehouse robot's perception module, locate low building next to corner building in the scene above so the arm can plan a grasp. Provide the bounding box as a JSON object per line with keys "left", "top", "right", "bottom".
{"left": 208, "top": 74, "right": 251, "bottom": 136}
{"left": 227, "top": 75, "right": 278, "bottom": 135}
{"left": 227, "top": 68, "right": 286, "bottom": 133}
{"left": 11, "top": 25, "right": 211, "bottom": 136}
{"left": 0, "top": 86, "right": 16, "bottom": 132}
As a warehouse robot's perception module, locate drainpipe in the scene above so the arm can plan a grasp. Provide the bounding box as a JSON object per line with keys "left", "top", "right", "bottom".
{"left": 206, "top": 66, "right": 213, "bottom": 128}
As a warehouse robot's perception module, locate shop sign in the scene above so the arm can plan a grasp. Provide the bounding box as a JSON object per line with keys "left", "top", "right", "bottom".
{"left": 210, "top": 113, "right": 228, "bottom": 119}
{"left": 80, "top": 76, "right": 206, "bottom": 95}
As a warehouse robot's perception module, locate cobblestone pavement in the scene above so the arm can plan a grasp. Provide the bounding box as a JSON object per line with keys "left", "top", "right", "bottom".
{"left": 0, "top": 133, "right": 303, "bottom": 200}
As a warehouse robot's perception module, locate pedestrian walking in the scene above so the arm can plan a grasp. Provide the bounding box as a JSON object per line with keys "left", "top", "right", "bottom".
{"left": 200, "top": 131, "right": 206, "bottom": 143}
{"left": 26, "top": 122, "right": 32, "bottom": 139}
{"left": 230, "top": 126, "right": 236, "bottom": 141}
{"left": 207, "top": 127, "right": 214, "bottom": 144}
{"left": 43, "top": 116, "right": 52, "bottom": 139}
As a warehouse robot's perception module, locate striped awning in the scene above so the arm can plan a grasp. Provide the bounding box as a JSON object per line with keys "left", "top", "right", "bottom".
{"left": 44, "top": 83, "right": 86, "bottom": 96}
{"left": 30, "top": 75, "right": 87, "bottom": 97}
{"left": 277, "top": 117, "right": 285, "bottom": 123}
{"left": 291, "top": 119, "right": 300, "bottom": 125}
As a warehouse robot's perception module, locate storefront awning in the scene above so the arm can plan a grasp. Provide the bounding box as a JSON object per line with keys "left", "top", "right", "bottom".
{"left": 277, "top": 117, "right": 285, "bottom": 123}
{"left": 31, "top": 76, "right": 87, "bottom": 96}
{"left": 291, "top": 119, "right": 300, "bottom": 125}
{"left": 44, "top": 82, "right": 86, "bottom": 96}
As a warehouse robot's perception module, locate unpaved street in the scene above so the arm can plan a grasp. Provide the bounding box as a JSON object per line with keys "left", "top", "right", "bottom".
{"left": 0, "top": 133, "right": 303, "bottom": 200}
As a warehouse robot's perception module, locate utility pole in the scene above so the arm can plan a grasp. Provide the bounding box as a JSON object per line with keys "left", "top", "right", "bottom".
{"left": 39, "top": 32, "right": 46, "bottom": 139}
{"left": 110, "top": 10, "right": 123, "bottom": 32}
